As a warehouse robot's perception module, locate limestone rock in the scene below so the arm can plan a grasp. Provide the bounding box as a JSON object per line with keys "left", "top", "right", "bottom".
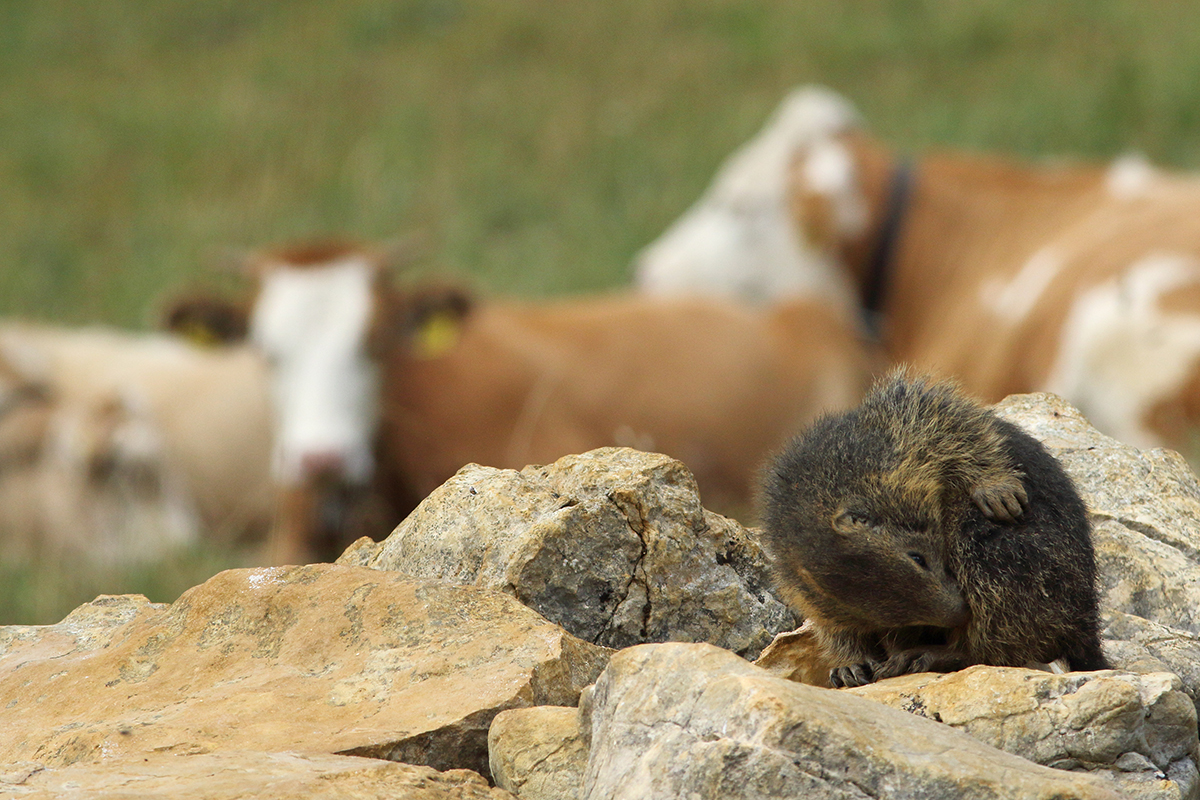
{"left": 351, "top": 448, "right": 796, "bottom": 658}
{"left": 1104, "top": 612, "right": 1200, "bottom": 715}
{"left": 489, "top": 706, "right": 586, "bottom": 800}
{"left": 0, "top": 593, "right": 165, "bottom": 663}
{"left": 582, "top": 642, "right": 1121, "bottom": 800}
{"left": 0, "top": 564, "right": 609, "bottom": 778}
{"left": 847, "top": 666, "right": 1199, "bottom": 800}
{"left": 751, "top": 620, "right": 834, "bottom": 687}
{"left": 0, "top": 751, "right": 514, "bottom": 799}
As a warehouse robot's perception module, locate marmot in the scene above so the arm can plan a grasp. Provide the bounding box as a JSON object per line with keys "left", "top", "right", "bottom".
{"left": 760, "top": 369, "right": 1109, "bottom": 687}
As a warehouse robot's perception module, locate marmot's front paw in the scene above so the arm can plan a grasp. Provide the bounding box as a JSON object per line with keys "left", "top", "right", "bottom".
{"left": 830, "top": 660, "right": 879, "bottom": 688}
{"left": 972, "top": 475, "right": 1027, "bottom": 523}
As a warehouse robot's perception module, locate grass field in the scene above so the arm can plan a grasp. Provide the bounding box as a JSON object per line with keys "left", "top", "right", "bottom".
{"left": 5, "top": 0, "right": 1200, "bottom": 623}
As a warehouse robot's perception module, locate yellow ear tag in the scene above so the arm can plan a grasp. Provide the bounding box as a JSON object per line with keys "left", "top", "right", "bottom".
{"left": 178, "top": 321, "right": 221, "bottom": 349}
{"left": 414, "top": 311, "right": 461, "bottom": 359}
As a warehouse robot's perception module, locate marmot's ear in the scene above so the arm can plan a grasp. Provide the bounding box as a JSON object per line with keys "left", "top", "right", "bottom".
{"left": 832, "top": 508, "right": 870, "bottom": 535}
{"left": 160, "top": 295, "right": 250, "bottom": 345}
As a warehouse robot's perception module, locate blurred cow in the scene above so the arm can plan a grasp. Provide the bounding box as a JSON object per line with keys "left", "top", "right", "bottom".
{"left": 634, "top": 85, "right": 862, "bottom": 307}
{"left": 0, "top": 323, "right": 274, "bottom": 564}
{"left": 638, "top": 85, "right": 1200, "bottom": 457}
{"left": 169, "top": 240, "right": 876, "bottom": 563}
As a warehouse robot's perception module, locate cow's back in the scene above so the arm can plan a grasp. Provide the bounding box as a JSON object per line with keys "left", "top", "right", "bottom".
{"left": 377, "top": 293, "right": 873, "bottom": 513}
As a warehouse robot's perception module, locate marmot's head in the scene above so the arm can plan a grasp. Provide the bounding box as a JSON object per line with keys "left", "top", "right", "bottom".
{"left": 761, "top": 406, "right": 970, "bottom": 634}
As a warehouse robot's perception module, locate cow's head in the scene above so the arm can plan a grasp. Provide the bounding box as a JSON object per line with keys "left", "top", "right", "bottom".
{"left": 247, "top": 242, "right": 386, "bottom": 488}
{"left": 633, "top": 85, "right": 870, "bottom": 304}
{"left": 164, "top": 240, "right": 472, "bottom": 561}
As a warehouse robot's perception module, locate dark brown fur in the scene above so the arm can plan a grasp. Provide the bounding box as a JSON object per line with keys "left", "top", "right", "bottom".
{"left": 760, "top": 369, "right": 1109, "bottom": 687}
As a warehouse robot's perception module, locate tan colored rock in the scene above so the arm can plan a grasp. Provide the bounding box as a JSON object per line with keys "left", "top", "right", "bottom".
{"left": 0, "top": 593, "right": 165, "bottom": 663}
{"left": 847, "top": 666, "right": 1199, "bottom": 800}
{"left": 582, "top": 642, "right": 1121, "bottom": 800}
{"left": 350, "top": 448, "right": 796, "bottom": 658}
{"left": 751, "top": 620, "right": 834, "bottom": 687}
{"left": 0, "top": 564, "right": 609, "bottom": 778}
{"left": 335, "top": 535, "right": 378, "bottom": 567}
{"left": 489, "top": 706, "right": 586, "bottom": 800}
{"left": 0, "top": 751, "right": 514, "bottom": 799}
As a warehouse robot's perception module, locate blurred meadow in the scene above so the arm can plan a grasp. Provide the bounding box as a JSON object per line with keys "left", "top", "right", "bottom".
{"left": 5, "top": 0, "right": 1200, "bottom": 622}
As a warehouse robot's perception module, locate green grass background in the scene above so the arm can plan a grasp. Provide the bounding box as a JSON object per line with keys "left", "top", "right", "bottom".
{"left": 5, "top": 0, "right": 1200, "bottom": 623}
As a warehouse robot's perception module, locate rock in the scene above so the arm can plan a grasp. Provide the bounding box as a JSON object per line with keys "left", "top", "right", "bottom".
{"left": 995, "top": 394, "right": 1200, "bottom": 636}
{"left": 846, "top": 666, "right": 1200, "bottom": 800}
{"left": 0, "top": 564, "right": 609, "bottom": 778}
{"left": 334, "top": 536, "right": 378, "bottom": 567}
{"left": 751, "top": 620, "right": 834, "bottom": 687}
{"left": 489, "top": 706, "right": 586, "bottom": 800}
{"left": 1103, "top": 612, "right": 1200, "bottom": 715}
{"left": 582, "top": 642, "right": 1121, "bottom": 800}
{"left": 0, "top": 593, "right": 166, "bottom": 663}
{"left": 0, "top": 751, "right": 515, "bottom": 799}
{"left": 350, "top": 448, "right": 796, "bottom": 658}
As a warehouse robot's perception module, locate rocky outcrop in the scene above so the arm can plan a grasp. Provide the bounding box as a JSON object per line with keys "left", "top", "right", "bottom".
{"left": 1103, "top": 612, "right": 1200, "bottom": 715}
{"left": 345, "top": 448, "right": 796, "bottom": 658}
{"left": 847, "top": 666, "right": 1198, "bottom": 800}
{"left": 0, "top": 752, "right": 515, "bottom": 799}
{"left": 0, "top": 564, "right": 609, "bottom": 779}
{"left": 10, "top": 393, "right": 1200, "bottom": 798}
{"left": 582, "top": 643, "right": 1122, "bottom": 799}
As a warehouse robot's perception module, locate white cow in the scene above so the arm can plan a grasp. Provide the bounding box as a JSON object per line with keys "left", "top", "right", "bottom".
{"left": 633, "top": 85, "right": 861, "bottom": 306}
{"left": 0, "top": 323, "right": 274, "bottom": 564}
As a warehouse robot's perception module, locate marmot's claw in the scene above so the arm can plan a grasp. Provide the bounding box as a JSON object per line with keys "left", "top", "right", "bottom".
{"left": 830, "top": 661, "right": 876, "bottom": 688}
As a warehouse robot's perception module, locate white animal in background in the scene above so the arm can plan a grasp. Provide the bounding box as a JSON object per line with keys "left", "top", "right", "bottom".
{"left": 0, "top": 323, "right": 274, "bottom": 564}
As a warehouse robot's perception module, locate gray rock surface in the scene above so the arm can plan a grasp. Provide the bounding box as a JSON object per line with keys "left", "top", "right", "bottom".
{"left": 581, "top": 642, "right": 1121, "bottom": 800}
{"left": 847, "top": 666, "right": 1199, "bottom": 800}
{"left": 1104, "top": 612, "right": 1200, "bottom": 715}
{"left": 348, "top": 448, "right": 796, "bottom": 658}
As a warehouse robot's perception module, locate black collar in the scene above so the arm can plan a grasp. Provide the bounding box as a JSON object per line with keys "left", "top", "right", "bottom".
{"left": 861, "top": 159, "right": 915, "bottom": 338}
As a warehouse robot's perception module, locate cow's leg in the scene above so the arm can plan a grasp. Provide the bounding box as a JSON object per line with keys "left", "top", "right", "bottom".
{"left": 270, "top": 486, "right": 315, "bottom": 565}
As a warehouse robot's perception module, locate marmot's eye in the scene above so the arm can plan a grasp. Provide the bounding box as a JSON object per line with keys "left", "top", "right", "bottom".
{"left": 908, "top": 552, "right": 929, "bottom": 569}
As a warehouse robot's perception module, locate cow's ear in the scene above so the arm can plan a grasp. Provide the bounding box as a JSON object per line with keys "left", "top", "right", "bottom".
{"left": 391, "top": 286, "right": 470, "bottom": 357}
{"left": 160, "top": 296, "right": 250, "bottom": 345}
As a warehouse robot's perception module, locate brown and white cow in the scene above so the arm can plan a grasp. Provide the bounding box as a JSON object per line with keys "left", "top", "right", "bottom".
{"left": 0, "top": 322, "right": 274, "bottom": 563}
{"left": 172, "top": 240, "right": 875, "bottom": 563}
{"left": 638, "top": 85, "right": 1200, "bottom": 458}
{"left": 793, "top": 128, "right": 1200, "bottom": 455}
